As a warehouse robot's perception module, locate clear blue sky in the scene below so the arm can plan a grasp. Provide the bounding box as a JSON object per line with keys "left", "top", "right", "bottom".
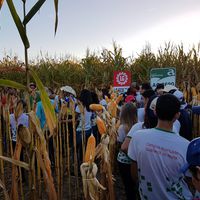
{"left": 0, "top": 0, "right": 200, "bottom": 60}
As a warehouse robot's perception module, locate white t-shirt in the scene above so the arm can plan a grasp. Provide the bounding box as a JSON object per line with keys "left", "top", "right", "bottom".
{"left": 128, "top": 128, "right": 192, "bottom": 200}
{"left": 117, "top": 124, "right": 126, "bottom": 143}
{"left": 100, "top": 99, "right": 107, "bottom": 108}
{"left": 117, "top": 124, "right": 132, "bottom": 164}
{"left": 75, "top": 106, "right": 92, "bottom": 131}
{"left": 128, "top": 122, "right": 180, "bottom": 138}
{"left": 173, "top": 120, "right": 181, "bottom": 134}
{"left": 137, "top": 108, "right": 145, "bottom": 122}
{"left": 10, "top": 113, "right": 29, "bottom": 141}
{"left": 136, "top": 92, "right": 142, "bottom": 103}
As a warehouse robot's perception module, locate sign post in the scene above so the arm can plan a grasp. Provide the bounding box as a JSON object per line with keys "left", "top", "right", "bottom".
{"left": 113, "top": 71, "right": 131, "bottom": 93}
{"left": 150, "top": 67, "right": 176, "bottom": 89}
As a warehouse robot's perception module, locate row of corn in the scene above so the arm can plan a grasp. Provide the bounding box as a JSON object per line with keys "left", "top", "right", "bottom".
{"left": 80, "top": 91, "right": 123, "bottom": 200}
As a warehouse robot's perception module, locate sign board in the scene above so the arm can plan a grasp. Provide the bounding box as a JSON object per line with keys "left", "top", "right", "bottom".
{"left": 150, "top": 67, "right": 176, "bottom": 89}
{"left": 113, "top": 71, "right": 131, "bottom": 93}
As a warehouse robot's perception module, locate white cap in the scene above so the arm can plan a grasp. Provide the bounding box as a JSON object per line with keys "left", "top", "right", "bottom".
{"left": 149, "top": 97, "right": 158, "bottom": 110}
{"left": 173, "top": 90, "right": 184, "bottom": 102}
{"left": 163, "top": 85, "right": 178, "bottom": 93}
{"left": 60, "top": 86, "right": 76, "bottom": 97}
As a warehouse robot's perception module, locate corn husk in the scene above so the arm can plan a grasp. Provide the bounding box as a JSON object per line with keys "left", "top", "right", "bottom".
{"left": 18, "top": 126, "right": 31, "bottom": 147}
{"left": 80, "top": 162, "right": 106, "bottom": 200}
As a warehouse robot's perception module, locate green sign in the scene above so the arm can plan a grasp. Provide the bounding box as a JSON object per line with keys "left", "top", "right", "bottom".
{"left": 150, "top": 67, "right": 176, "bottom": 89}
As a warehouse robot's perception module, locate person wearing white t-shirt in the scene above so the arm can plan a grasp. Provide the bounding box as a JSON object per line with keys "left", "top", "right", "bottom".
{"left": 128, "top": 94, "right": 193, "bottom": 199}
{"left": 137, "top": 89, "right": 155, "bottom": 122}
{"left": 121, "top": 96, "right": 180, "bottom": 153}
{"left": 117, "top": 102, "right": 138, "bottom": 200}
{"left": 76, "top": 89, "right": 93, "bottom": 164}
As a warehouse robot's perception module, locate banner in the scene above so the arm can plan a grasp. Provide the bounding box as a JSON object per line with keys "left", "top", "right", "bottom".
{"left": 113, "top": 71, "right": 131, "bottom": 93}
{"left": 150, "top": 67, "right": 176, "bottom": 89}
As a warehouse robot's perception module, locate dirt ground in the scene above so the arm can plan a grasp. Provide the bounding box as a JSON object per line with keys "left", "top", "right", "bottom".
{"left": 0, "top": 162, "right": 126, "bottom": 200}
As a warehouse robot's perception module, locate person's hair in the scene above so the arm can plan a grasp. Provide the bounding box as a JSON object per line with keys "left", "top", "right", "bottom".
{"left": 155, "top": 83, "right": 164, "bottom": 90}
{"left": 141, "top": 83, "right": 152, "bottom": 91}
{"left": 79, "top": 89, "right": 93, "bottom": 112}
{"left": 156, "top": 94, "right": 180, "bottom": 121}
{"left": 189, "top": 166, "right": 200, "bottom": 181}
{"left": 143, "top": 95, "right": 158, "bottom": 128}
{"left": 91, "top": 91, "right": 99, "bottom": 104}
{"left": 142, "top": 89, "right": 155, "bottom": 99}
{"left": 126, "top": 87, "right": 131, "bottom": 95}
{"left": 120, "top": 102, "right": 137, "bottom": 134}
{"left": 101, "top": 88, "right": 110, "bottom": 99}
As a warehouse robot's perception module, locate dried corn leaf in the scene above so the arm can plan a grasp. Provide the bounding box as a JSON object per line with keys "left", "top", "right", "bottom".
{"left": 0, "top": 178, "right": 10, "bottom": 200}
{"left": 0, "top": 156, "right": 29, "bottom": 170}
{"left": 35, "top": 148, "right": 57, "bottom": 200}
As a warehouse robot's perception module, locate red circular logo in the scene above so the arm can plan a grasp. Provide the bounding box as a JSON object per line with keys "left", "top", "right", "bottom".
{"left": 116, "top": 72, "right": 128, "bottom": 86}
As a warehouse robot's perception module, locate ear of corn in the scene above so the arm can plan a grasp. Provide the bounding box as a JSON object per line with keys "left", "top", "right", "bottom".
{"left": 84, "top": 134, "right": 96, "bottom": 163}
{"left": 107, "top": 101, "right": 117, "bottom": 118}
{"left": 89, "top": 104, "right": 104, "bottom": 112}
{"left": 96, "top": 116, "right": 106, "bottom": 135}
{"left": 18, "top": 126, "right": 31, "bottom": 147}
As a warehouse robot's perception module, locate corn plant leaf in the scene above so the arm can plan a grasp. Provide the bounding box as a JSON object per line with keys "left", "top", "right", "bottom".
{"left": 6, "top": 0, "right": 30, "bottom": 49}
{"left": 0, "top": 0, "right": 4, "bottom": 10}
{"left": 0, "top": 79, "right": 27, "bottom": 90}
{"left": 54, "top": 0, "right": 58, "bottom": 35}
{"left": 0, "top": 156, "right": 29, "bottom": 170}
{"left": 35, "top": 148, "right": 57, "bottom": 199}
{"left": 30, "top": 69, "right": 57, "bottom": 137}
{"left": 23, "top": 0, "right": 46, "bottom": 25}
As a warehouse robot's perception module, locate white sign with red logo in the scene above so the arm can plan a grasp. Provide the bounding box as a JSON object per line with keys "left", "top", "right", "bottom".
{"left": 113, "top": 71, "right": 131, "bottom": 93}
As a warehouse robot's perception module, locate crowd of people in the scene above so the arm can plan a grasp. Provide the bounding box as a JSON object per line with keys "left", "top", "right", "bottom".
{"left": 1, "top": 81, "right": 200, "bottom": 200}
{"left": 117, "top": 82, "right": 200, "bottom": 200}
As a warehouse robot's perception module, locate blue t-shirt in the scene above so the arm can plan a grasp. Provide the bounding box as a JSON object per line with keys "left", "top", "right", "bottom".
{"left": 36, "top": 99, "right": 58, "bottom": 129}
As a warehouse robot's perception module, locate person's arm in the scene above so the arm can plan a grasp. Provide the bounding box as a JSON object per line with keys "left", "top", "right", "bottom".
{"left": 128, "top": 135, "right": 139, "bottom": 185}
{"left": 131, "top": 161, "right": 138, "bottom": 183}
{"left": 121, "top": 136, "right": 131, "bottom": 153}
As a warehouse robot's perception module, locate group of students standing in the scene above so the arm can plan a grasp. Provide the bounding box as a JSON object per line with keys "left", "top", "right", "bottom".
{"left": 117, "top": 82, "right": 200, "bottom": 200}
{"left": 6, "top": 81, "right": 200, "bottom": 199}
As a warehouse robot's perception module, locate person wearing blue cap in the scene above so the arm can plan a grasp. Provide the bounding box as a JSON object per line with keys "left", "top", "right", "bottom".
{"left": 181, "top": 137, "right": 200, "bottom": 193}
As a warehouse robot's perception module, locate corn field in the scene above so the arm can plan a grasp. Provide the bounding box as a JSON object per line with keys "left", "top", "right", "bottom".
{"left": 1, "top": 43, "right": 200, "bottom": 92}
{"left": 0, "top": 43, "right": 200, "bottom": 200}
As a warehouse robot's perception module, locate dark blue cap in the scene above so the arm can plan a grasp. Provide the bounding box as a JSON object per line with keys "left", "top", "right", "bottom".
{"left": 181, "top": 137, "right": 200, "bottom": 173}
